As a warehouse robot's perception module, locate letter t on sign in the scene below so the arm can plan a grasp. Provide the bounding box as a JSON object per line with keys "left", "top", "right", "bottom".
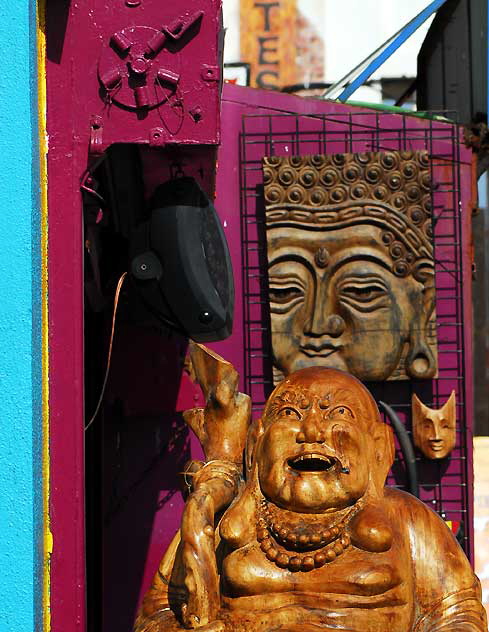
{"left": 255, "top": 2, "right": 280, "bottom": 31}
{"left": 240, "top": 0, "right": 297, "bottom": 89}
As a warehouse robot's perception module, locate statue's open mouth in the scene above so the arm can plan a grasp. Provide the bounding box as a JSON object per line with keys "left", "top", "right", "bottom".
{"left": 287, "top": 453, "right": 337, "bottom": 472}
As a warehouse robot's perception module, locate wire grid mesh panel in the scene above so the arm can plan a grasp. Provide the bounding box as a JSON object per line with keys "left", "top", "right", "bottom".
{"left": 239, "top": 110, "right": 471, "bottom": 557}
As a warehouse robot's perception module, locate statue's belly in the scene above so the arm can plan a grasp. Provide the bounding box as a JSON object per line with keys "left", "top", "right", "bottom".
{"left": 222, "top": 543, "right": 407, "bottom": 598}
{"left": 220, "top": 596, "right": 413, "bottom": 632}
{"left": 221, "top": 544, "right": 412, "bottom": 630}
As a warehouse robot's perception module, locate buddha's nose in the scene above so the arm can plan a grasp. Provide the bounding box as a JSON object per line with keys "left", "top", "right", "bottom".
{"left": 325, "top": 314, "right": 345, "bottom": 337}
{"left": 296, "top": 408, "right": 325, "bottom": 444}
{"left": 304, "top": 298, "right": 346, "bottom": 338}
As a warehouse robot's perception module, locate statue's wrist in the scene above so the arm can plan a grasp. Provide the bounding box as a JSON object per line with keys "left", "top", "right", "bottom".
{"left": 194, "top": 460, "right": 241, "bottom": 488}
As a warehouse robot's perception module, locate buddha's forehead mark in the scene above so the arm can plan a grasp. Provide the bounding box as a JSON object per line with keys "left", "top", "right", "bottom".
{"left": 318, "top": 394, "right": 332, "bottom": 409}
{"left": 267, "top": 382, "right": 367, "bottom": 417}
{"left": 268, "top": 388, "right": 338, "bottom": 414}
{"left": 268, "top": 388, "right": 310, "bottom": 413}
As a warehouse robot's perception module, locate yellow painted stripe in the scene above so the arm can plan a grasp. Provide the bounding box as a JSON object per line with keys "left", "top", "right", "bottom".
{"left": 37, "top": 1, "right": 51, "bottom": 630}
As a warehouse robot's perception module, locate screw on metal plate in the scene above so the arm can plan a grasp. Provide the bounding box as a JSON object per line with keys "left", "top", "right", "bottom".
{"left": 89, "top": 115, "right": 104, "bottom": 155}
{"left": 149, "top": 128, "right": 166, "bottom": 146}
{"left": 189, "top": 106, "right": 203, "bottom": 122}
{"left": 201, "top": 65, "right": 219, "bottom": 82}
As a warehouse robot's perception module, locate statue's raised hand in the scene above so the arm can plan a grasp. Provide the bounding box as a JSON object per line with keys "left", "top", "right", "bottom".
{"left": 183, "top": 342, "right": 251, "bottom": 464}
{"left": 179, "top": 343, "right": 250, "bottom": 628}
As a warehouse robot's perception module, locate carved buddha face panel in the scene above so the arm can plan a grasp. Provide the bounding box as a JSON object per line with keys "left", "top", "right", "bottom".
{"left": 412, "top": 391, "right": 456, "bottom": 459}
{"left": 255, "top": 367, "right": 393, "bottom": 513}
{"left": 263, "top": 151, "right": 437, "bottom": 382}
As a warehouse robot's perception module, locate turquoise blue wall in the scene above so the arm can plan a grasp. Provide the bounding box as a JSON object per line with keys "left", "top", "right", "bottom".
{"left": 0, "top": 2, "right": 42, "bottom": 631}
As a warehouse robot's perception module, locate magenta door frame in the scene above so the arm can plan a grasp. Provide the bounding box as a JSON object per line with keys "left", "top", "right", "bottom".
{"left": 46, "top": 34, "right": 86, "bottom": 632}
{"left": 45, "top": 0, "right": 222, "bottom": 629}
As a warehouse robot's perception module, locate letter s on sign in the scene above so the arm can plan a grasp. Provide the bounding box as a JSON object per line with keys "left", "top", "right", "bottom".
{"left": 256, "top": 70, "right": 279, "bottom": 90}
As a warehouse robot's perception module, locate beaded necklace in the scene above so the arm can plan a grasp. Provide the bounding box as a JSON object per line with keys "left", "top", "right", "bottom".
{"left": 257, "top": 500, "right": 353, "bottom": 572}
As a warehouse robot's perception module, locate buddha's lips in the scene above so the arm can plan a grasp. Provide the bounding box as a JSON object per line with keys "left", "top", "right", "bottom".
{"left": 300, "top": 346, "right": 341, "bottom": 359}
{"left": 287, "top": 453, "right": 338, "bottom": 473}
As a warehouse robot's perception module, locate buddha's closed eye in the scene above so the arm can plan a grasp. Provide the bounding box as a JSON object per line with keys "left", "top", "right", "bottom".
{"left": 269, "top": 285, "right": 304, "bottom": 304}
{"left": 337, "top": 276, "right": 390, "bottom": 312}
{"left": 269, "top": 278, "right": 306, "bottom": 313}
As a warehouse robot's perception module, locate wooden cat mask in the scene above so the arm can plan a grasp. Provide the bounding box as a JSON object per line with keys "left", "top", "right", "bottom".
{"left": 412, "top": 391, "right": 456, "bottom": 459}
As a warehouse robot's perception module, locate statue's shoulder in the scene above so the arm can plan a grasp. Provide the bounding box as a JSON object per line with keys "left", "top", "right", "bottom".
{"left": 383, "top": 487, "right": 432, "bottom": 515}
{"left": 353, "top": 488, "right": 433, "bottom": 547}
{"left": 383, "top": 488, "right": 480, "bottom": 599}
{"left": 382, "top": 487, "right": 456, "bottom": 536}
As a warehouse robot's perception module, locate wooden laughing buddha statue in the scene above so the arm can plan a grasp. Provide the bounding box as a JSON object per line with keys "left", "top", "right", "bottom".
{"left": 135, "top": 344, "right": 486, "bottom": 632}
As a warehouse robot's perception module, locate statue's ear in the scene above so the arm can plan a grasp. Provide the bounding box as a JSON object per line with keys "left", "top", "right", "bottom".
{"left": 371, "top": 423, "right": 395, "bottom": 492}
{"left": 245, "top": 418, "right": 264, "bottom": 476}
{"left": 406, "top": 282, "right": 437, "bottom": 379}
